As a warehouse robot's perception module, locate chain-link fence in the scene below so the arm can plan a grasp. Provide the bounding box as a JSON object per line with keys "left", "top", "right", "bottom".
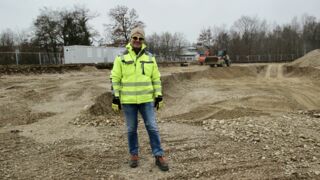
{"left": 0, "top": 51, "right": 304, "bottom": 65}
{"left": 156, "top": 53, "right": 304, "bottom": 63}
{"left": 230, "top": 54, "right": 304, "bottom": 63}
{"left": 0, "top": 52, "right": 63, "bottom": 65}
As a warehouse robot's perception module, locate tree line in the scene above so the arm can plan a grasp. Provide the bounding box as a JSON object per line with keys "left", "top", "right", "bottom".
{"left": 197, "top": 15, "right": 320, "bottom": 60}
{"left": 1, "top": 4, "right": 320, "bottom": 63}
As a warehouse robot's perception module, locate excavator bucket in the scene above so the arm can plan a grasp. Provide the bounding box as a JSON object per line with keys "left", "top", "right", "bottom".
{"left": 205, "top": 56, "right": 219, "bottom": 64}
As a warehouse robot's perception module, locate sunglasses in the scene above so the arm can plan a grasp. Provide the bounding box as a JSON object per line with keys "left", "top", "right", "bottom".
{"left": 132, "top": 36, "right": 144, "bottom": 41}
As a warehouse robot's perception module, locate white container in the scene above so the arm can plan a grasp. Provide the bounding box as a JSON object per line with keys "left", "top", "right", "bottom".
{"left": 64, "top": 45, "right": 125, "bottom": 64}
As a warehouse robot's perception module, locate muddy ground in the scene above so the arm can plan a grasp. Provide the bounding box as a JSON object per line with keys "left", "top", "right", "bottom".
{"left": 0, "top": 63, "right": 320, "bottom": 179}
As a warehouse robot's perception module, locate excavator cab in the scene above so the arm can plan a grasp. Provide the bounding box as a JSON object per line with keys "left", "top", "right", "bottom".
{"left": 217, "top": 50, "right": 231, "bottom": 67}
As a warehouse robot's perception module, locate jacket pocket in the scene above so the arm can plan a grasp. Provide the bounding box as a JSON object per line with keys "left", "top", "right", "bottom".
{"left": 122, "top": 60, "right": 135, "bottom": 76}
{"left": 140, "top": 61, "right": 153, "bottom": 76}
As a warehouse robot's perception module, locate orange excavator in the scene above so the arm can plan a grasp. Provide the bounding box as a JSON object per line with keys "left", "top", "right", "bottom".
{"left": 198, "top": 49, "right": 231, "bottom": 67}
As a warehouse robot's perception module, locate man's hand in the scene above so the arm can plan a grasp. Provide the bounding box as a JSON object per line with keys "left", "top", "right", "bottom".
{"left": 112, "top": 96, "right": 121, "bottom": 113}
{"left": 154, "top": 96, "right": 164, "bottom": 110}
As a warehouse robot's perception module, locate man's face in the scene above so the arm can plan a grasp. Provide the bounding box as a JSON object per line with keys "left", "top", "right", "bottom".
{"left": 130, "top": 35, "right": 144, "bottom": 49}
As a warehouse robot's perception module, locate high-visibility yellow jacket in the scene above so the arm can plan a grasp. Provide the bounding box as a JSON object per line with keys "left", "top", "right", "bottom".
{"left": 111, "top": 43, "right": 162, "bottom": 104}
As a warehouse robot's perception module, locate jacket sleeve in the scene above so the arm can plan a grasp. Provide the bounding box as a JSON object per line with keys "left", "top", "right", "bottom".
{"left": 110, "top": 56, "right": 122, "bottom": 97}
{"left": 151, "top": 56, "right": 162, "bottom": 97}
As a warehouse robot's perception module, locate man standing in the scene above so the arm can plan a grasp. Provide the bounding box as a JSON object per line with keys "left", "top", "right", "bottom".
{"left": 110, "top": 27, "right": 169, "bottom": 171}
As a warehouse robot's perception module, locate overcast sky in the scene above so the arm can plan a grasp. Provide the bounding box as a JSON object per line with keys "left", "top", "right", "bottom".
{"left": 1, "top": 0, "right": 320, "bottom": 43}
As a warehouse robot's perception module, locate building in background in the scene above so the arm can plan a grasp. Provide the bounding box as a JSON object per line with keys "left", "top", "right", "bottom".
{"left": 64, "top": 45, "right": 125, "bottom": 64}
{"left": 179, "top": 47, "right": 199, "bottom": 61}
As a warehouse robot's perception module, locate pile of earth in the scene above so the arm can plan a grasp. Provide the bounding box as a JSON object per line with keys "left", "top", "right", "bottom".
{"left": 71, "top": 92, "right": 123, "bottom": 127}
{"left": 289, "top": 49, "right": 320, "bottom": 68}
{"left": 285, "top": 49, "right": 320, "bottom": 80}
{"left": 72, "top": 66, "right": 264, "bottom": 127}
{"left": 80, "top": 65, "right": 98, "bottom": 72}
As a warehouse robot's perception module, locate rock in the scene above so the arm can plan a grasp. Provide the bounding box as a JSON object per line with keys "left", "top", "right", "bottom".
{"left": 83, "top": 105, "right": 90, "bottom": 110}
{"left": 222, "top": 159, "right": 227, "bottom": 164}
{"left": 290, "top": 156, "right": 298, "bottom": 161}
{"left": 274, "top": 151, "right": 281, "bottom": 156}
{"left": 299, "top": 134, "right": 307, "bottom": 139}
{"left": 313, "top": 114, "right": 320, "bottom": 118}
{"left": 195, "top": 172, "right": 200, "bottom": 178}
{"left": 315, "top": 171, "right": 320, "bottom": 175}
{"left": 263, "top": 145, "right": 270, "bottom": 150}
{"left": 10, "top": 129, "right": 22, "bottom": 133}
{"left": 312, "top": 156, "right": 317, "bottom": 161}
{"left": 253, "top": 138, "right": 260, "bottom": 142}
{"left": 289, "top": 149, "right": 294, "bottom": 153}
{"left": 252, "top": 130, "right": 259, "bottom": 134}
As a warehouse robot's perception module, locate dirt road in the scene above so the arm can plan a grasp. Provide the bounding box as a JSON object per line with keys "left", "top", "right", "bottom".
{"left": 0, "top": 64, "right": 320, "bottom": 179}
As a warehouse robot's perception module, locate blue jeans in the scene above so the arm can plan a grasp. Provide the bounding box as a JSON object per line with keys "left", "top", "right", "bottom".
{"left": 122, "top": 102, "right": 164, "bottom": 156}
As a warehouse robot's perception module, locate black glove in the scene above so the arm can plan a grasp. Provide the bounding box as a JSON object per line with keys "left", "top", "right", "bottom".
{"left": 154, "top": 96, "right": 163, "bottom": 110}
{"left": 112, "top": 96, "right": 121, "bottom": 112}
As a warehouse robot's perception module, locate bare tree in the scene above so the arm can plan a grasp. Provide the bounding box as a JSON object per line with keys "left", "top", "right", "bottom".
{"left": 105, "top": 5, "right": 145, "bottom": 46}
{"left": 160, "top": 32, "right": 172, "bottom": 59}
{"left": 14, "top": 29, "right": 27, "bottom": 47}
{"left": 197, "top": 27, "right": 214, "bottom": 48}
{"left": 34, "top": 7, "right": 62, "bottom": 59}
{"left": 146, "top": 32, "right": 189, "bottom": 60}
{"left": 146, "top": 32, "right": 161, "bottom": 54}
{"left": 172, "top": 32, "right": 188, "bottom": 56}
{"left": 302, "top": 14, "right": 320, "bottom": 53}
{"left": 0, "top": 29, "right": 15, "bottom": 51}
{"left": 232, "top": 16, "right": 267, "bottom": 55}
{"left": 211, "top": 25, "right": 229, "bottom": 52}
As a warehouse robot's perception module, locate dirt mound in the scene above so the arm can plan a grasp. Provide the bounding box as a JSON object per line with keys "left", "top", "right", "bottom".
{"left": 0, "top": 64, "right": 101, "bottom": 75}
{"left": 297, "top": 109, "right": 320, "bottom": 118}
{"left": 0, "top": 103, "right": 56, "bottom": 127}
{"left": 285, "top": 66, "right": 320, "bottom": 80}
{"left": 80, "top": 66, "right": 98, "bottom": 72}
{"left": 285, "top": 49, "right": 320, "bottom": 80}
{"left": 71, "top": 92, "right": 123, "bottom": 126}
{"left": 290, "top": 49, "right": 320, "bottom": 68}
{"left": 165, "top": 105, "right": 270, "bottom": 126}
{"left": 88, "top": 92, "right": 114, "bottom": 116}
{"left": 207, "top": 107, "right": 269, "bottom": 120}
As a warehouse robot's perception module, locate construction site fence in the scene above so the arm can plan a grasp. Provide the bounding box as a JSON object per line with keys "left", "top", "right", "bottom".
{"left": 229, "top": 54, "right": 304, "bottom": 63}
{"left": 0, "top": 52, "right": 63, "bottom": 65}
{"left": 0, "top": 52, "right": 304, "bottom": 65}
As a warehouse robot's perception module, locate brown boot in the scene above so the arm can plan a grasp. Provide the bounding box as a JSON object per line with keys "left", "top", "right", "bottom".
{"left": 130, "top": 155, "right": 139, "bottom": 168}
{"left": 155, "top": 156, "right": 169, "bottom": 171}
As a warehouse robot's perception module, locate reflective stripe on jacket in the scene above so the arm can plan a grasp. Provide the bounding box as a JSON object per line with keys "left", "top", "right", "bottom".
{"left": 111, "top": 43, "right": 162, "bottom": 104}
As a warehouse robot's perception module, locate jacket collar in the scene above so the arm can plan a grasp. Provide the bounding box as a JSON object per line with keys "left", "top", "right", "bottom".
{"left": 125, "top": 43, "right": 147, "bottom": 57}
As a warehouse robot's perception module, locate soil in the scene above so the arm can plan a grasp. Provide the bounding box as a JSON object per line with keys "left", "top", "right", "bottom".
{"left": 1, "top": 62, "right": 320, "bottom": 179}
{"left": 290, "top": 49, "right": 320, "bottom": 68}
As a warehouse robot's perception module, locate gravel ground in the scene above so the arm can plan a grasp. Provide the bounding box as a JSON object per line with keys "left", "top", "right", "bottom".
{"left": 0, "top": 63, "right": 320, "bottom": 179}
